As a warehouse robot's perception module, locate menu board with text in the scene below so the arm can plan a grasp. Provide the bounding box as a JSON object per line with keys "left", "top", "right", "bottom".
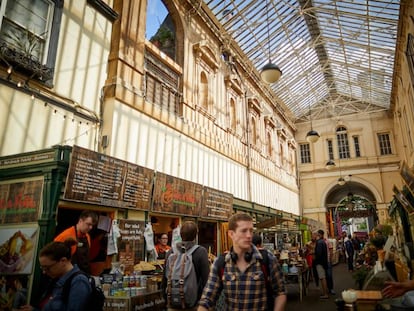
{"left": 152, "top": 172, "right": 202, "bottom": 216}
{"left": 201, "top": 187, "right": 233, "bottom": 220}
{"left": 118, "top": 219, "right": 145, "bottom": 269}
{"left": 64, "top": 146, "right": 153, "bottom": 210}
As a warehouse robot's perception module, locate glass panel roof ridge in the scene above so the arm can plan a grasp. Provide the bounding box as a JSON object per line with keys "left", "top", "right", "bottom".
{"left": 204, "top": 0, "right": 400, "bottom": 120}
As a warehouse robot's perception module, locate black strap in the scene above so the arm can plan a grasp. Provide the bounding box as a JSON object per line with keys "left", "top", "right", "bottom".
{"left": 62, "top": 270, "right": 84, "bottom": 303}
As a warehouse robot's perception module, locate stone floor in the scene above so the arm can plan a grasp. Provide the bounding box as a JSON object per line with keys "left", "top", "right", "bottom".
{"left": 285, "top": 262, "right": 355, "bottom": 311}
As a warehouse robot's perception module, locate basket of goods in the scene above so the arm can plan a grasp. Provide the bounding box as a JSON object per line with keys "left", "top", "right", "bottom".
{"left": 0, "top": 231, "right": 33, "bottom": 273}
{"left": 134, "top": 261, "right": 157, "bottom": 274}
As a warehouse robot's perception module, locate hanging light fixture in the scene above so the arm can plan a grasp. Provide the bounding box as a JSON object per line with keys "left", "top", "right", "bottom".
{"left": 260, "top": 0, "right": 282, "bottom": 84}
{"left": 325, "top": 159, "right": 336, "bottom": 170}
{"left": 337, "top": 176, "right": 346, "bottom": 186}
{"left": 337, "top": 157, "right": 345, "bottom": 186}
{"left": 306, "top": 104, "right": 320, "bottom": 143}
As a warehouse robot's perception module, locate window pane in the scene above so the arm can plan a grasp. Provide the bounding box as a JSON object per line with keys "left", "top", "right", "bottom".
{"left": 336, "top": 127, "right": 350, "bottom": 159}
{"left": 378, "top": 133, "right": 392, "bottom": 155}
{"left": 327, "top": 139, "right": 334, "bottom": 160}
{"left": 0, "top": 0, "right": 52, "bottom": 62}
{"left": 300, "top": 143, "right": 311, "bottom": 164}
{"left": 353, "top": 136, "right": 361, "bottom": 157}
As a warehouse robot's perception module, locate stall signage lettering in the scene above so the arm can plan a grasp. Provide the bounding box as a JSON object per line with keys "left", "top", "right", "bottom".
{"left": 152, "top": 172, "right": 202, "bottom": 216}
{"left": 0, "top": 179, "right": 43, "bottom": 223}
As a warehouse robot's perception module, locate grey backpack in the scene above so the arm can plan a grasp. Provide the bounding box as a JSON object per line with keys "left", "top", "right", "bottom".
{"left": 165, "top": 245, "right": 199, "bottom": 309}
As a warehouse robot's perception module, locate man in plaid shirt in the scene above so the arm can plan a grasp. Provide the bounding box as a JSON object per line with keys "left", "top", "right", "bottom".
{"left": 198, "top": 213, "right": 287, "bottom": 311}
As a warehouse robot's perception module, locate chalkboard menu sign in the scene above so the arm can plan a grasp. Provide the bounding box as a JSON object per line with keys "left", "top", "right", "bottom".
{"left": 152, "top": 172, "right": 202, "bottom": 216}
{"left": 201, "top": 187, "right": 233, "bottom": 220}
{"left": 118, "top": 219, "right": 145, "bottom": 268}
{"left": 64, "top": 146, "right": 153, "bottom": 210}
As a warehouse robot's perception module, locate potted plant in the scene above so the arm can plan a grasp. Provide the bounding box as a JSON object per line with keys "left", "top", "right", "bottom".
{"left": 352, "top": 265, "right": 371, "bottom": 289}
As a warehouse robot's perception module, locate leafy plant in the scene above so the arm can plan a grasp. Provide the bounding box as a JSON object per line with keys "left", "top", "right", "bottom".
{"left": 150, "top": 25, "right": 175, "bottom": 47}
{"left": 3, "top": 28, "right": 45, "bottom": 60}
{"left": 352, "top": 265, "right": 371, "bottom": 289}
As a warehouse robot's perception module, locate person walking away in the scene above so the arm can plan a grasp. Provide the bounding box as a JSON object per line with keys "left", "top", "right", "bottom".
{"left": 344, "top": 234, "right": 354, "bottom": 272}
{"left": 198, "top": 213, "right": 287, "bottom": 311}
{"left": 156, "top": 233, "right": 171, "bottom": 260}
{"left": 324, "top": 236, "right": 335, "bottom": 295}
{"left": 20, "top": 240, "right": 91, "bottom": 311}
{"left": 314, "top": 229, "right": 329, "bottom": 299}
{"left": 352, "top": 233, "right": 361, "bottom": 265}
{"left": 163, "top": 221, "right": 210, "bottom": 311}
{"left": 54, "top": 210, "right": 98, "bottom": 273}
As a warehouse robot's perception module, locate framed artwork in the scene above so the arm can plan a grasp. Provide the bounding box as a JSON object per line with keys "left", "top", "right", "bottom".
{"left": 0, "top": 225, "right": 38, "bottom": 275}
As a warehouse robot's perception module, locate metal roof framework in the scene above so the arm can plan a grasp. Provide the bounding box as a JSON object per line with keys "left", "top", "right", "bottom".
{"left": 204, "top": 0, "right": 400, "bottom": 122}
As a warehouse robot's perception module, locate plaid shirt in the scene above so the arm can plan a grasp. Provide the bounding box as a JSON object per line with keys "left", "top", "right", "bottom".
{"left": 198, "top": 246, "right": 286, "bottom": 310}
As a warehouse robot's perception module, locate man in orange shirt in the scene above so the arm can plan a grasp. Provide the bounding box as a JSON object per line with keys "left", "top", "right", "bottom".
{"left": 54, "top": 210, "right": 98, "bottom": 273}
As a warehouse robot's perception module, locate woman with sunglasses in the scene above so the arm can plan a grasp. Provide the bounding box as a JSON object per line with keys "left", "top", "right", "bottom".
{"left": 20, "top": 240, "right": 91, "bottom": 311}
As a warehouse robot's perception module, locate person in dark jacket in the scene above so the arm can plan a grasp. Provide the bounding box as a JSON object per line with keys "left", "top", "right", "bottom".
{"left": 314, "top": 229, "right": 329, "bottom": 299}
{"left": 344, "top": 234, "right": 355, "bottom": 272}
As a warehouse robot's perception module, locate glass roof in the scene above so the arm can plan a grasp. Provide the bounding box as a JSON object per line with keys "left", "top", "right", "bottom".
{"left": 204, "top": 0, "right": 400, "bottom": 121}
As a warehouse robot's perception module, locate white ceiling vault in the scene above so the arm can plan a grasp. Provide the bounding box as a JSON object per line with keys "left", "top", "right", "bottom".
{"left": 203, "top": 0, "right": 401, "bottom": 122}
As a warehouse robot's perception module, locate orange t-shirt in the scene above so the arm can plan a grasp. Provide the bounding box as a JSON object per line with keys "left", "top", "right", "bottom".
{"left": 54, "top": 226, "right": 91, "bottom": 255}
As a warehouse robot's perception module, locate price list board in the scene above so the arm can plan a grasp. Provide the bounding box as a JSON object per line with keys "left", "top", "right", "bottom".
{"left": 200, "top": 187, "right": 233, "bottom": 220}
{"left": 64, "top": 146, "right": 153, "bottom": 210}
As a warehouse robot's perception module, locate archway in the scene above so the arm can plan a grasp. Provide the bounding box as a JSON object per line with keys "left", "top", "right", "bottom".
{"left": 324, "top": 179, "right": 379, "bottom": 239}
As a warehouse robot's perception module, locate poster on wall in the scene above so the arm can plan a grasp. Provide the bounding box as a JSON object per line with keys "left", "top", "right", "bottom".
{"left": 118, "top": 219, "right": 145, "bottom": 274}
{"left": 152, "top": 172, "right": 202, "bottom": 216}
{"left": 0, "top": 177, "right": 43, "bottom": 224}
{"left": 0, "top": 225, "right": 38, "bottom": 274}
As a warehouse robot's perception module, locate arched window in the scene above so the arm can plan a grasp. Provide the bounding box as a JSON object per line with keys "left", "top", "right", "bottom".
{"left": 200, "top": 71, "right": 209, "bottom": 110}
{"left": 229, "top": 98, "right": 236, "bottom": 131}
{"left": 336, "top": 126, "right": 350, "bottom": 159}
{"left": 267, "top": 131, "right": 272, "bottom": 156}
{"left": 146, "top": 1, "right": 176, "bottom": 60}
{"left": 251, "top": 116, "right": 257, "bottom": 145}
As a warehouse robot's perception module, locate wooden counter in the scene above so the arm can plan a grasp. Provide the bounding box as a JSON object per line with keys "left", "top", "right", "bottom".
{"left": 104, "top": 290, "right": 165, "bottom": 311}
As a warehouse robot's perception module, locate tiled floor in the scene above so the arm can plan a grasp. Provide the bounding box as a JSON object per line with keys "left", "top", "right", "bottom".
{"left": 285, "top": 262, "right": 355, "bottom": 311}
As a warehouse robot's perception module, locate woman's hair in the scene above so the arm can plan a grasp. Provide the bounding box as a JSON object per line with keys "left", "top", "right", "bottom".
{"left": 39, "top": 240, "right": 76, "bottom": 261}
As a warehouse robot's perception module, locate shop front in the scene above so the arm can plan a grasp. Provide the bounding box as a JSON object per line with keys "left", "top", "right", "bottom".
{"left": 0, "top": 145, "right": 234, "bottom": 311}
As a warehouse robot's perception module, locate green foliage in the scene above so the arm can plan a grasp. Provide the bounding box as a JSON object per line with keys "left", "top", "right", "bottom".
{"left": 3, "top": 28, "right": 45, "bottom": 59}
{"left": 150, "top": 25, "right": 174, "bottom": 46}
{"left": 352, "top": 265, "right": 371, "bottom": 289}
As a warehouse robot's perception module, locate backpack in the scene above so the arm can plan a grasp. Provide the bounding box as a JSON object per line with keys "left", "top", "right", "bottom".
{"left": 62, "top": 271, "right": 105, "bottom": 311}
{"left": 217, "top": 249, "right": 274, "bottom": 311}
{"left": 165, "top": 245, "right": 199, "bottom": 309}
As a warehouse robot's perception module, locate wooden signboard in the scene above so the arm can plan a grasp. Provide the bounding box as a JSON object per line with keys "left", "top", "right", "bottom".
{"left": 0, "top": 177, "right": 43, "bottom": 224}
{"left": 64, "top": 146, "right": 153, "bottom": 210}
{"left": 118, "top": 219, "right": 145, "bottom": 271}
{"left": 152, "top": 172, "right": 202, "bottom": 216}
{"left": 200, "top": 187, "right": 233, "bottom": 220}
